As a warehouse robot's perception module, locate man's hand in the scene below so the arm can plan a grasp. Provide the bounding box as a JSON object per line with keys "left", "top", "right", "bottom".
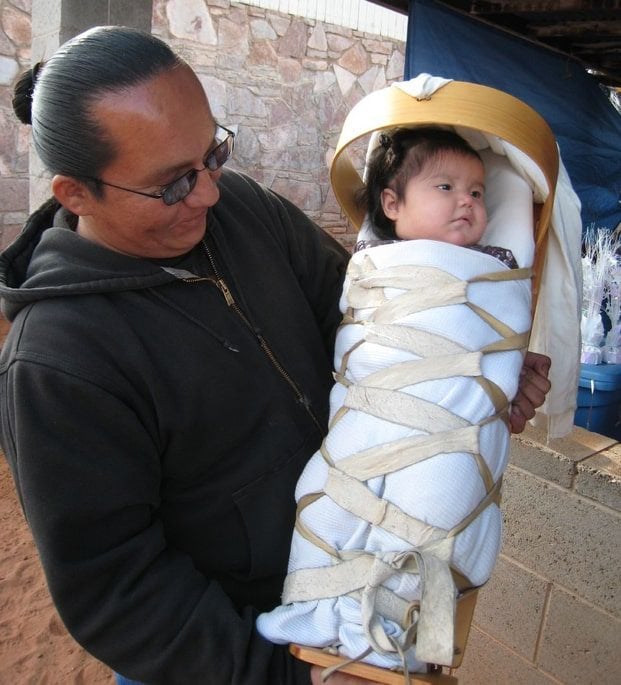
{"left": 510, "top": 351, "right": 551, "bottom": 434}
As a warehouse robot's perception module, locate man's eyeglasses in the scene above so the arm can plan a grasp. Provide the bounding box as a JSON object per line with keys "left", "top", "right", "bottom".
{"left": 93, "top": 124, "right": 235, "bottom": 206}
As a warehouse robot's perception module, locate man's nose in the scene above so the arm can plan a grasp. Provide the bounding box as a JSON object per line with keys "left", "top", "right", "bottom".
{"left": 185, "top": 168, "right": 220, "bottom": 208}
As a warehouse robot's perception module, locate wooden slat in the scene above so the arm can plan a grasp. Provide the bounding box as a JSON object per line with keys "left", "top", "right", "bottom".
{"left": 290, "top": 645, "right": 459, "bottom": 684}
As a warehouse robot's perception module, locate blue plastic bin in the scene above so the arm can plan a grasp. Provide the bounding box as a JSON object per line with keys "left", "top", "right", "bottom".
{"left": 574, "top": 363, "right": 621, "bottom": 439}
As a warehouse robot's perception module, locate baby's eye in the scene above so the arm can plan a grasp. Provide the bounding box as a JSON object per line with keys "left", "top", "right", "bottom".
{"left": 437, "top": 183, "right": 451, "bottom": 191}
{"left": 471, "top": 190, "right": 483, "bottom": 199}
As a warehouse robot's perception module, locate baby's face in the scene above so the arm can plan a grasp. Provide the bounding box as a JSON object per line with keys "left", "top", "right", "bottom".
{"left": 381, "top": 151, "right": 487, "bottom": 246}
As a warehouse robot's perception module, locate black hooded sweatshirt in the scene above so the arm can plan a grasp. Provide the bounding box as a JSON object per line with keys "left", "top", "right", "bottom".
{"left": 0, "top": 169, "right": 348, "bottom": 684}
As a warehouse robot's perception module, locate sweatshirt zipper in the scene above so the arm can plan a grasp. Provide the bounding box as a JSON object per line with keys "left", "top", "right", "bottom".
{"left": 187, "top": 240, "right": 326, "bottom": 437}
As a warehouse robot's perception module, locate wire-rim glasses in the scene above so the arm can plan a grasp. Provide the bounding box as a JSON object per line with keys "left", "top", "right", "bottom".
{"left": 92, "top": 124, "right": 235, "bottom": 206}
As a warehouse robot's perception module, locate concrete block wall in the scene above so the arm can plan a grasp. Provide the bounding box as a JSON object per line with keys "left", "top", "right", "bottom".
{"left": 457, "top": 425, "right": 621, "bottom": 684}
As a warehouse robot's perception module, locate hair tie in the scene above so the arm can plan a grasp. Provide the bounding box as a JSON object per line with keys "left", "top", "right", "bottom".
{"left": 379, "top": 132, "right": 392, "bottom": 150}
{"left": 28, "top": 61, "right": 43, "bottom": 100}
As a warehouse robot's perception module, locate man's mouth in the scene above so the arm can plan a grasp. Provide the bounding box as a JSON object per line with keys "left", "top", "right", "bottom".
{"left": 177, "top": 212, "right": 207, "bottom": 227}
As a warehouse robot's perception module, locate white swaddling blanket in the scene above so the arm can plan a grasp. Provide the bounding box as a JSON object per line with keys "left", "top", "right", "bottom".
{"left": 257, "top": 238, "right": 532, "bottom": 671}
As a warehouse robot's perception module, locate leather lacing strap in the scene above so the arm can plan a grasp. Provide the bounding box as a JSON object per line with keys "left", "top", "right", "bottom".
{"left": 287, "top": 253, "right": 531, "bottom": 677}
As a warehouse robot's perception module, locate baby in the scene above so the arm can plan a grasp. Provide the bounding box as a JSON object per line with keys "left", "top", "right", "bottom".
{"left": 257, "top": 127, "right": 532, "bottom": 675}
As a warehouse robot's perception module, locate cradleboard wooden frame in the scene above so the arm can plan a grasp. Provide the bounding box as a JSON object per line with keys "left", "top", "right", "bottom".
{"left": 290, "top": 584, "right": 475, "bottom": 683}
{"left": 291, "top": 81, "right": 559, "bottom": 683}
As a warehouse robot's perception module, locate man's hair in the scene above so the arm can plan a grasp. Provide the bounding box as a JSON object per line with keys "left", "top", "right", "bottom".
{"left": 12, "top": 26, "right": 184, "bottom": 195}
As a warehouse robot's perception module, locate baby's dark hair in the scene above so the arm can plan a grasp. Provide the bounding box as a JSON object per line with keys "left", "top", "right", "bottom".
{"left": 358, "top": 127, "right": 482, "bottom": 240}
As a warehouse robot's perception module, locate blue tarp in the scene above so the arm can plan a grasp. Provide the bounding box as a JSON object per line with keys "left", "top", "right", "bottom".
{"left": 405, "top": 0, "right": 621, "bottom": 232}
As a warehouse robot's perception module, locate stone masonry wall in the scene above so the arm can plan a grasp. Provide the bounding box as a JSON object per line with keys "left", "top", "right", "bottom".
{"left": 0, "top": 0, "right": 406, "bottom": 250}
{"left": 0, "top": 0, "right": 31, "bottom": 249}
{"left": 0, "top": 2, "right": 619, "bottom": 684}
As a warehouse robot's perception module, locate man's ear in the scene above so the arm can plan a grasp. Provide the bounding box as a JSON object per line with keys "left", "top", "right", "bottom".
{"left": 380, "top": 188, "right": 400, "bottom": 220}
{"left": 51, "top": 175, "right": 97, "bottom": 216}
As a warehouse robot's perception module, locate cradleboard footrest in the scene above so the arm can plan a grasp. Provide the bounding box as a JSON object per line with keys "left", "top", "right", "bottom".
{"left": 290, "top": 644, "right": 459, "bottom": 684}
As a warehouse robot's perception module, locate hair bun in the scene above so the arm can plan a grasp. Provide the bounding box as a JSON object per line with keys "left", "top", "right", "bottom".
{"left": 12, "top": 62, "right": 43, "bottom": 125}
